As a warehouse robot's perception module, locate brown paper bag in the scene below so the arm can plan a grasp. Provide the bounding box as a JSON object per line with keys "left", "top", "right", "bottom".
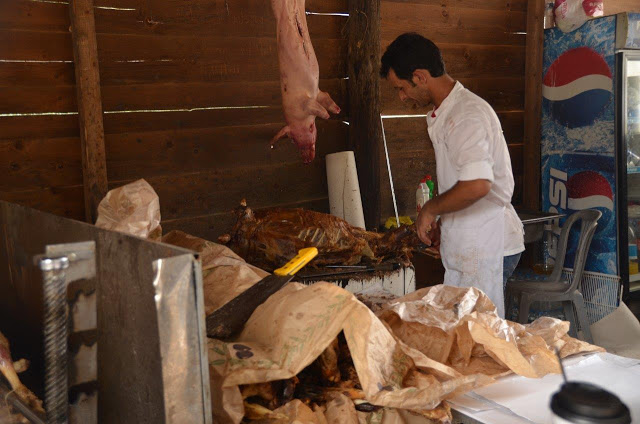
{"left": 208, "top": 282, "right": 492, "bottom": 423}
{"left": 95, "top": 179, "right": 162, "bottom": 239}
{"left": 162, "top": 230, "right": 269, "bottom": 314}
{"left": 378, "top": 286, "right": 604, "bottom": 379}
{"left": 172, "top": 232, "right": 601, "bottom": 424}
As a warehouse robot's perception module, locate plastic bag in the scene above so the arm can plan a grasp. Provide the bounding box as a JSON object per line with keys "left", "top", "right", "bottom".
{"left": 95, "top": 179, "right": 162, "bottom": 240}
{"left": 554, "top": 0, "right": 603, "bottom": 33}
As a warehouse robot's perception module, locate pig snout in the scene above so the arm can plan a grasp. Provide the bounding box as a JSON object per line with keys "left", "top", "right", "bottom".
{"left": 290, "top": 122, "right": 317, "bottom": 164}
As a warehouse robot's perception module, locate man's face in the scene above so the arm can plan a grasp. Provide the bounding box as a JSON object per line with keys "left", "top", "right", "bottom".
{"left": 387, "top": 69, "right": 432, "bottom": 108}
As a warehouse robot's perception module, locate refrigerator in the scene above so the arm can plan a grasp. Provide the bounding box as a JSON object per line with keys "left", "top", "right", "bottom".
{"left": 541, "top": 13, "right": 640, "bottom": 305}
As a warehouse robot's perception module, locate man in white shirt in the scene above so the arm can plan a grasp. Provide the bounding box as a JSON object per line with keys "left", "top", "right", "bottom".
{"left": 380, "top": 33, "right": 525, "bottom": 317}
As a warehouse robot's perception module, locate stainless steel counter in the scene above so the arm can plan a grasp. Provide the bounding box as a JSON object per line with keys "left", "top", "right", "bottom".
{"left": 517, "top": 210, "right": 565, "bottom": 244}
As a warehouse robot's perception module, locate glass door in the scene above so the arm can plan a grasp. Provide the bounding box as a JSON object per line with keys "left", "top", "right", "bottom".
{"left": 621, "top": 52, "right": 640, "bottom": 293}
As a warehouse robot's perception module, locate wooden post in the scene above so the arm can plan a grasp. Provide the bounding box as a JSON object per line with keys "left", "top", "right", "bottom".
{"left": 348, "top": 0, "right": 382, "bottom": 230}
{"left": 523, "top": 0, "right": 545, "bottom": 211}
{"left": 69, "top": 0, "right": 108, "bottom": 223}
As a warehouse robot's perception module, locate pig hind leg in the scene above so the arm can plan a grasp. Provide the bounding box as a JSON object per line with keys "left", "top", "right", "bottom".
{"left": 317, "top": 91, "right": 341, "bottom": 115}
{"left": 270, "top": 125, "right": 291, "bottom": 148}
{"left": 304, "top": 99, "right": 330, "bottom": 120}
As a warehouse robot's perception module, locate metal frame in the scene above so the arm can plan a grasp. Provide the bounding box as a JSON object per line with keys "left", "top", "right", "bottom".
{"left": 37, "top": 241, "right": 97, "bottom": 424}
{"left": 616, "top": 50, "right": 640, "bottom": 300}
{"left": 617, "top": 50, "right": 627, "bottom": 300}
{"left": 0, "top": 201, "right": 211, "bottom": 424}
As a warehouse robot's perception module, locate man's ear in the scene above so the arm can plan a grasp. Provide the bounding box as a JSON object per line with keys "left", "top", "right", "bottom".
{"left": 412, "top": 69, "right": 431, "bottom": 85}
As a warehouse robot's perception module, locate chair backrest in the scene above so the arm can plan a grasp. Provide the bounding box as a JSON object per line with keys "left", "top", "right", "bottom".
{"left": 549, "top": 209, "right": 602, "bottom": 290}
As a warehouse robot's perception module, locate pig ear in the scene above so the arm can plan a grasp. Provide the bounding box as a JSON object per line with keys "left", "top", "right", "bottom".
{"left": 270, "top": 125, "right": 291, "bottom": 148}
{"left": 317, "top": 91, "right": 341, "bottom": 115}
{"left": 305, "top": 99, "right": 330, "bottom": 120}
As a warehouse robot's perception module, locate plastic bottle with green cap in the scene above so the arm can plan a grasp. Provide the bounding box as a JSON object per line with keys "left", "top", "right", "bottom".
{"left": 416, "top": 177, "right": 429, "bottom": 214}
{"left": 425, "top": 175, "right": 435, "bottom": 199}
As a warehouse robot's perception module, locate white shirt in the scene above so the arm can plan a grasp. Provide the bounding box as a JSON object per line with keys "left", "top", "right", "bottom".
{"left": 426, "top": 82, "right": 525, "bottom": 256}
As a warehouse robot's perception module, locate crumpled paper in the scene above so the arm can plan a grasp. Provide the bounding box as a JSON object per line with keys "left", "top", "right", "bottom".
{"left": 208, "top": 282, "right": 488, "bottom": 424}
{"left": 378, "top": 286, "right": 603, "bottom": 379}
{"left": 255, "top": 395, "right": 452, "bottom": 424}
{"left": 162, "top": 231, "right": 603, "bottom": 424}
{"left": 162, "top": 230, "right": 269, "bottom": 315}
{"left": 95, "top": 179, "right": 162, "bottom": 239}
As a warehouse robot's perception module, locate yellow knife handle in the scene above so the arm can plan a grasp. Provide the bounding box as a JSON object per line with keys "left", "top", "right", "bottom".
{"left": 274, "top": 247, "right": 319, "bottom": 276}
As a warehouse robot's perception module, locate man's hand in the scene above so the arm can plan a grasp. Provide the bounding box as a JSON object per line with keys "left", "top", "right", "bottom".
{"left": 427, "top": 219, "right": 441, "bottom": 247}
{"left": 416, "top": 204, "right": 437, "bottom": 245}
{"left": 415, "top": 179, "right": 490, "bottom": 245}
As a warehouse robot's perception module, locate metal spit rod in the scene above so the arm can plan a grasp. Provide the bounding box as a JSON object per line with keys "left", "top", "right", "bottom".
{"left": 39, "top": 256, "right": 70, "bottom": 424}
{"left": 0, "top": 379, "right": 46, "bottom": 424}
{"left": 380, "top": 115, "right": 400, "bottom": 228}
{"left": 380, "top": 114, "right": 430, "bottom": 229}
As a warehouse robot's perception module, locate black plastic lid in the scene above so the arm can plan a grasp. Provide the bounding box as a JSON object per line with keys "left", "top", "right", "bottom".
{"left": 550, "top": 382, "right": 631, "bottom": 424}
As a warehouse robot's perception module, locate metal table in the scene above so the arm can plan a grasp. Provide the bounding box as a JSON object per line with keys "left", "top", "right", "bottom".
{"left": 517, "top": 210, "right": 565, "bottom": 244}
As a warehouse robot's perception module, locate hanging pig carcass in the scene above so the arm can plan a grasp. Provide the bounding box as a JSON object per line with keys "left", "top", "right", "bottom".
{"left": 270, "top": 0, "right": 341, "bottom": 163}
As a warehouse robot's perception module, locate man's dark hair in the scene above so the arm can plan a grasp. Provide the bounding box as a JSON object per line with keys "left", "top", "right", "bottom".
{"left": 380, "top": 33, "right": 446, "bottom": 81}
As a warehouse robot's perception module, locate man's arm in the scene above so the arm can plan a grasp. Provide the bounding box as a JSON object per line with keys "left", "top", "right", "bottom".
{"left": 416, "top": 179, "right": 491, "bottom": 245}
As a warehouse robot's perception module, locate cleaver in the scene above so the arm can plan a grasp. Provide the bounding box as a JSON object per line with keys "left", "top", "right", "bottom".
{"left": 206, "top": 247, "right": 318, "bottom": 339}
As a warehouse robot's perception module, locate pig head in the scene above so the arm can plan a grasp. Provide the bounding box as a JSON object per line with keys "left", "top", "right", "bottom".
{"left": 271, "top": 0, "right": 341, "bottom": 163}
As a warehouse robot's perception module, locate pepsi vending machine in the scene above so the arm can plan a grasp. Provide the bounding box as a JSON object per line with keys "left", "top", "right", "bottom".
{"left": 542, "top": 13, "right": 640, "bottom": 299}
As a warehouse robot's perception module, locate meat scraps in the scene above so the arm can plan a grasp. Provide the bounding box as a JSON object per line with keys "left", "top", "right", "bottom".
{"left": 270, "top": 0, "right": 341, "bottom": 163}
{"left": 0, "top": 331, "right": 44, "bottom": 414}
{"left": 219, "top": 200, "right": 421, "bottom": 271}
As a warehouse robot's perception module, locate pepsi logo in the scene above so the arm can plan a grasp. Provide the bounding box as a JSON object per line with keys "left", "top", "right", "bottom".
{"left": 567, "top": 170, "right": 613, "bottom": 211}
{"left": 543, "top": 47, "right": 612, "bottom": 128}
{"left": 582, "top": 0, "right": 603, "bottom": 17}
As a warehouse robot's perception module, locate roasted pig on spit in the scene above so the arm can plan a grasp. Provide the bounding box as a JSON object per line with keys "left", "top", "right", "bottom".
{"left": 219, "top": 200, "right": 421, "bottom": 271}
{"left": 0, "top": 331, "right": 44, "bottom": 414}
{"left": 270, "top": 0, "right": 341, "bottom": 163}
{"left": 238, "top": 332, "right": 452, "bottom": 423}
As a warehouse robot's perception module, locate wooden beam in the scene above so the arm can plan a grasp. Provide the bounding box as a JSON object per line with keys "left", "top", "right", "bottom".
{"left": 348, "top": 0, "right": 382, "bottom": 230}
{"left": 523, "top": 0, "right": 545, "bottom": 210}
{"left": 69, "top": 0, "right": 108, "bottom": 223}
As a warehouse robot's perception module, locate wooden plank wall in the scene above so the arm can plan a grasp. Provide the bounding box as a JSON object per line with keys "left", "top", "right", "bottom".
{"left": 379, "top": 0, "right": 526, "bottom": 223}
{"left": 0, "top": 0, "right": 349, "bottom": 240}
{"left": 606, "top": 1, "right": 640, "bottom": 15}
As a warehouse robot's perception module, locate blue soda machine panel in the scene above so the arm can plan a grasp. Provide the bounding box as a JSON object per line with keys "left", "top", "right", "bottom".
{"left": 541, "top": 16, "right": 618, "bottom": 275}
